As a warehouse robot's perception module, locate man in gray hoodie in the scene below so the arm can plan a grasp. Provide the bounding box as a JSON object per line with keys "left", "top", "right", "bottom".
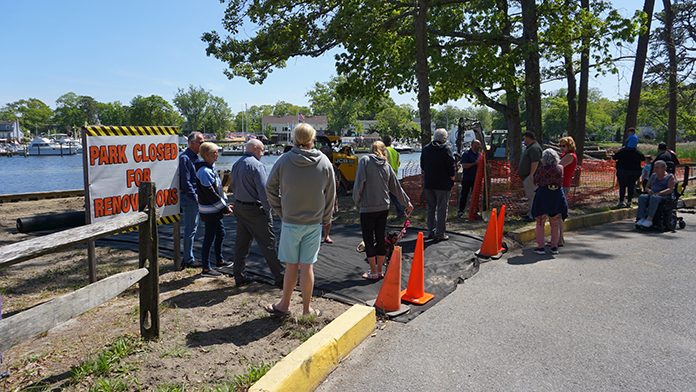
{"left": 264, "top": 123, "right": 335, "bottom": 317}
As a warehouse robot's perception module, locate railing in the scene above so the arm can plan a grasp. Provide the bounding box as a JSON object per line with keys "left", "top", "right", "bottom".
{"left": 0, "top": 182, "right": 161, "bottom": 353}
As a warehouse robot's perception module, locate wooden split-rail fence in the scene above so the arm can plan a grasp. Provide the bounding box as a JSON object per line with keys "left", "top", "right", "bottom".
{"left": 0, "top": 182, "right": 162, "bottom": 353}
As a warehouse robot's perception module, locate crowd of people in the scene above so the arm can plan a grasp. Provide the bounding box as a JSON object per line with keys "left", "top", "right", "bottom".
{"left": 179, "top": 124, "right": 681, "bottom": 314}
{"left": 519, "top": 127, "right": 680, "bottom": 254}
{"left": 178, "top": 123, "right": 417, "bottom": 317}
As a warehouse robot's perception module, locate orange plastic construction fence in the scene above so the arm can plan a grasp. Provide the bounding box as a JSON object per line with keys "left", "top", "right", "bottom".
{"left": 399, "top": 159, "right": 689, "bottom": 216}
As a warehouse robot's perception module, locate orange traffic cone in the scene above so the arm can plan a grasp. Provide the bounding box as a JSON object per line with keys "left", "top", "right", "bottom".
{"left": 475, "top": 208, "right": 502, "bottom": 259}
{"left": 401, "top": 232, "right": 434, "bottom": 305}
{"left": 372, "top": 246, "right": 409, "bottom": 316}
{"left": 497, "top": 205, "right": 507, "bottom": 254}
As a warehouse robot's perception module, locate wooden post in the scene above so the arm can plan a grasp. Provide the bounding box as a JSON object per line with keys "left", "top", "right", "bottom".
{"left": 138, "top": 182, "right": 159, "bottom": 340}
{"left": 82, "top": 128, "right": 97, "bottom": 283}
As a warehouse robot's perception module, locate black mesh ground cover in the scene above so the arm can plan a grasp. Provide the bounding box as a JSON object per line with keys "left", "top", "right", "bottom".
{"left": 98, "top": 215, "right": 482, "bottom": 323}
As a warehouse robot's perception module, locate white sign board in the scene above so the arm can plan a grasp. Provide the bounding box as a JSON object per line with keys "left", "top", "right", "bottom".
{"left": 82, "top": 126, "right": 180, "bottom": 224}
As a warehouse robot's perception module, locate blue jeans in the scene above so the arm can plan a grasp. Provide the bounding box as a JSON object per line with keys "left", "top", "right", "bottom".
{"left": 180, "top": 194, "right": 199, "bottom": 263}
{"left": 636, "top": 194, "right": 673, "bottom": 220}
{"left": 389, "top": 192, "right": 405, "bottom": 217}
{"left": 201, "top": 215, "right": 225, "bottom": 270}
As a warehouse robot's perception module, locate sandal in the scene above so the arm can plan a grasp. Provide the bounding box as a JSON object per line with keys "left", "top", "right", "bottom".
{"left": 264, "top": 303, "right": 291, "bottom": 317}
{"left": 323, "top": 238, "right": 334, "bottom": 244}
{"left": 362, "top": 271, "right": 381, "bottom": 280}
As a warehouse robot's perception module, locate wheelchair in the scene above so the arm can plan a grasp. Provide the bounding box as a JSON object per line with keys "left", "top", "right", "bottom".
{"left": 636, "top": 165, "right": 690, "bottom": 232}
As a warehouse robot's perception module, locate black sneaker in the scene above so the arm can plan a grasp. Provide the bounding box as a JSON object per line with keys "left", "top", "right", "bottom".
{"left": 457, "top": 211, "right": 464, "bottom": 219}
{"left": 550, "top": 247, "right": 559, "bottom": 254}
{"left": 215, "top": 260, "right": 230, "bottom": 268}
{"left": 201, "top": 268, "right": 222, "bottom": 277}
{"left": 533, "top": 247, "right": 546, "bottom": 255}
{"left": 435, "top": 234, "right": 449, "bottom": 242}
{"left": 183, "top": 260, "right": 202, "bottom": 269}
{"left": 236, "top": 276, "right": 255, "bottom": 286}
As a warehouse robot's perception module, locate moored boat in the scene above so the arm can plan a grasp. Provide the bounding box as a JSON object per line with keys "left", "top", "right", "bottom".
{"left": 392, "top": 143, "right": 414, "bottom": 154}
{"left": 27, "top": 137, "right": 78, "bottom": 156}
{"left": 53, "top": 134, "right": 83, "bottom": 153}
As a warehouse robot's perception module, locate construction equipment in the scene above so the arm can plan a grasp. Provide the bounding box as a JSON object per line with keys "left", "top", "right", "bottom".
{"left": 451, "top": 118, "right": 508, "bottom": 161}
{"left": 315, "top": 135, "right": 358, "bottom": 196}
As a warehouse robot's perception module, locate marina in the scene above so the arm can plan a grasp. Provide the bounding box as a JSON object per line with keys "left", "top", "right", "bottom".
{"left": 0, "top": 150, "right": 422, "bottom": 195}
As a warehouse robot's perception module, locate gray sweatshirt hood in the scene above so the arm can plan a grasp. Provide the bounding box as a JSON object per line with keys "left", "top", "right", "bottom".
{"left": 367, "top": 153, "right": 388, "bottom": 166}
{"left": 289, "top": 147, "right": 323, "bottom": 166}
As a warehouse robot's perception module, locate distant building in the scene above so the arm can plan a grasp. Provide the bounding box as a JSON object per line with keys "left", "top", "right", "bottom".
{"left": 261, "top": 115, "right": 329, "bottom": 143}
{"left": 0, "top": 120, "right": 24, "bottom": 143}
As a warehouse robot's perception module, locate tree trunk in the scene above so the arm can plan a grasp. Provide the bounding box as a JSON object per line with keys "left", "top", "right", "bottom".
{"left": 415, "top": 0, "right": 433, "bottom": 147}
{"left": 564, "top": 53, "right": 578, "bottom": 142}
{"left": 576, "top": 0, "right": 590, "bottom": 165}
{"left": 505, "top": 92, "right": 523, "bottom": 164}
{"left": 521, "top": 0, "right": 543, "bottom": 143}
{"left": 663, "top": 0, "right": 678, "bottom": 150}
{"left": 624, "top": 0, "right": 656, "bottom": 139}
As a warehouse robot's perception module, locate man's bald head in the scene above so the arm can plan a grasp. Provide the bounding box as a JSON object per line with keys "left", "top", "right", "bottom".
{"left": 246, "top": 139, "right": 265, "bottom": 159}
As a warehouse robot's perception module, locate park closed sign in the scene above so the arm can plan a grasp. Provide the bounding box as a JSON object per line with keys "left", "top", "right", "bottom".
{"left": 82, "top": 125, "right": 180, "bottom": 224}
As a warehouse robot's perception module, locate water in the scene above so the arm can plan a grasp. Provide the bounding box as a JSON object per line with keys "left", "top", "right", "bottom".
{"left": 0, "top": 152, "right": 424, "bottom": 195}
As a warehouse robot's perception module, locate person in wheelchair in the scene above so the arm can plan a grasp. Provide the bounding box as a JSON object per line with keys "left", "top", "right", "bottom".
{"left": 635, "top": 160, "right": 676, "bottom": 228}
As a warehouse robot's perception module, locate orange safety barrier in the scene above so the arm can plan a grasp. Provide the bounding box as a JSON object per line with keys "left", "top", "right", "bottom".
{"left": 475, "top": 208, "right": 502, "bottom": 259}
{"left": 468, "top": 154, "right": 486, "bottom": 221}
{"left": 399, "top": 157, "right": 677, "bottom": 216}
{"left": 373, "top": 246, "right": 406, "bottom": 313}
{"left": 400, "top": 232, "right": 434, "bottom": 305}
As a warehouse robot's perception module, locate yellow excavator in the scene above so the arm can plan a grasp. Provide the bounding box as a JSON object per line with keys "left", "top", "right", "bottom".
{"left": 315, "top": 135, "right": 358, "bottom": 196}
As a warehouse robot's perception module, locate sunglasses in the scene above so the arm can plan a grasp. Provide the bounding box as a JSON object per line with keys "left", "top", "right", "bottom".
{"left": 559, "top": 144, "right": 567, "bottom": 147}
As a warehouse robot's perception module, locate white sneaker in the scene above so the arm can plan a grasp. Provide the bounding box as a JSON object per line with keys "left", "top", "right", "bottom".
{"left": 636, "top": 219, "right": 646, "bottom": 226}
{"left": 642, "top": 219, "right": 653, "bottom": 228}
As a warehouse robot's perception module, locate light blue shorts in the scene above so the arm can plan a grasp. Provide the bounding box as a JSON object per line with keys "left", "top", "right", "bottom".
{"left": 278, "top": 222, "right": 322, "bottom": 264}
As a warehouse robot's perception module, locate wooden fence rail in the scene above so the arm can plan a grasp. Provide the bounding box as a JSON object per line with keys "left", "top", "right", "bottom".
{"left": 0, "top": 182, "right": 161, "bottom": 354}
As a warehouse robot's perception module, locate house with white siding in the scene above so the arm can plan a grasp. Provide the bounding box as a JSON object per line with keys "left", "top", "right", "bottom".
{"left": 0, "top": 120, "right": 24, "bottom": 143}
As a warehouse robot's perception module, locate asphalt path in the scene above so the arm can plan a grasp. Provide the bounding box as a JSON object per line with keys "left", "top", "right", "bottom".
{"left": 317, "top": 212, "right": 696, "bottom": 391}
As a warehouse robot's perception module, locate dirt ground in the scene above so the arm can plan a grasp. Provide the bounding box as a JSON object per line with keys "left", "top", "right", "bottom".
{"left": 0, "top": 193, "right": 595, "bottom": 391}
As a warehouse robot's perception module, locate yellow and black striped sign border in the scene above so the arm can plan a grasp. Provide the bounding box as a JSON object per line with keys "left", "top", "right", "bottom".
{"left": 116, "top": 213, "right": 181, "bottom": 234}
{"left": 83, "top": 126, "right": 179, "bottom": 137}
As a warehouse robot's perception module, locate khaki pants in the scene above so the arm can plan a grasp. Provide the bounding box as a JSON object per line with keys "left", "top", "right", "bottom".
{"left": 523, "top": 176, "right": 537, "bottom": 218}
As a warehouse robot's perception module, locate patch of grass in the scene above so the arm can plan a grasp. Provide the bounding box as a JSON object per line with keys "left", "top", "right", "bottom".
{"left": 160, "top": 343, "right": 188, "bottom": 359}
{"left": 69, "top": 335, "right": 142, "bottom": 385}
{"left": 88, "top": 376, "right": 131, "bottom": 392}
{"left": 281, "top": 315, "right": 324, "bottom": 342}
{"left": 213, "top": 360, "right": 274, "bottom": 392}
{"left": 154, "top": 383, "right": 186, "bottom": 392}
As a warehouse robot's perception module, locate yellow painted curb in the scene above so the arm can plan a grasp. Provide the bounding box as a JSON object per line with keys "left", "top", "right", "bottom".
{"left": 509, "top": 196, "right": 695, "bottom": 245}
{"left": 250, "top": 304, "right": 376, "bottom": 392}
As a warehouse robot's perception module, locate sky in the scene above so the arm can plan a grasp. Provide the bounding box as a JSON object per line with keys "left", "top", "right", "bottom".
{"left": 0, "top": 0, "right": 660, "bottom": 114}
